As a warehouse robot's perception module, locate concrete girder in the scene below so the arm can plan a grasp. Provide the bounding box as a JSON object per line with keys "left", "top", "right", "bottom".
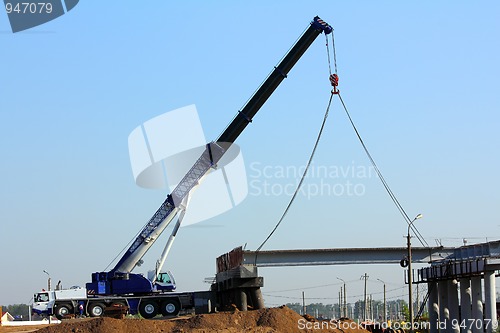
{"left": 241, "top": 247, "right": 453, "bottom": 267}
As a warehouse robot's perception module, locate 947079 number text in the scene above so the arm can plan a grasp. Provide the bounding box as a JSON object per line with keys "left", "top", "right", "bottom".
{"left": 5, "top": 2, "right": 53, "bottom": 14}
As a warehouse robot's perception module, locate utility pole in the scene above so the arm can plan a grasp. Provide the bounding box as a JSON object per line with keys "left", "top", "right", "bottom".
{"left": 416, "top": 284, "right": 419, "bottom": 318}
{"left": 339, "top": 287, "right": 343, "bottom": 318}
{"left": 377, "top": 279, "right": 387, "bottom": 322}
{"left": 337, "top": 277, "right": 347, "bottom": 318}
{"left": 302, "top": 291, "right": 306, "bottom": 316}
{"left": 343, "top": 284, "right": 346, "bottom": 317}
{"left": 383, "top": 283, "right": 386, "bottom": 322}
{"left": 407, "top": 214, "right": 423, "bottom": 333}
{"left": 361, "top": 273, "right": 369, "bottom": 321}
{"left": 370, "top": 294, "right": 373, "bottom": 321}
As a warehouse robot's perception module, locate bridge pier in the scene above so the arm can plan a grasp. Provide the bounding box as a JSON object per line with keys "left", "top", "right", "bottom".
{"left": 439, "top": 280, "right": 450, "bottom": 333}
{"left": 484, "top": 271, "right": 497, "bottom": 333}
{"left": 448, "top": 279, "right": 460, "bottom": 333}
{"left": 471, "top": 276, "right": 483, "bottom": 333}
{"left": 459, "top": 278, "right": 472, "bottom": 333}
{"left": 428, "top": 281, "right": 439, "bottom": 333}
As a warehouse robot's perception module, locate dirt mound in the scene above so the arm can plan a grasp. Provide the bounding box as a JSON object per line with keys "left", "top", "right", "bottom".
{"left": 31, "top": 306, "right": 370, "bottom": 333}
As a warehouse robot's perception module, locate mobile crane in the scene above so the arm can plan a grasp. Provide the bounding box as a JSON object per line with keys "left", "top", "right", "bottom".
{"left": 32, "top": 16, "right": 332, "bottom": 319}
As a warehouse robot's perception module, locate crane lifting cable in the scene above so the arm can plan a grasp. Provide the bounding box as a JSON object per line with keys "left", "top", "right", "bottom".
{"left": 327, "top": 32, "right": 428, "bottom": 247}
{"left": 255, "top": 30, "right": 429, "bottom": 256}
{"left": 336, "top": 93, "right": 428, "bottom": 247}
{"left": 255, "top": 92, "right": 334, "bottom": 254}
{"left": 255, "top": 33, "right": 338, "bottom": 258}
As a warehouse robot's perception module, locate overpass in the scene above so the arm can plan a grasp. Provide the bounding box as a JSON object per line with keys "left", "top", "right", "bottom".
{"left": 216, "top": 240, "right": 500, "bottom": 333}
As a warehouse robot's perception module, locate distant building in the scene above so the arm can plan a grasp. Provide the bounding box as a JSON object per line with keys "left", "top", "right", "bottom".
{"left": 1, "top": 311, "right": 15, "bottom": 325}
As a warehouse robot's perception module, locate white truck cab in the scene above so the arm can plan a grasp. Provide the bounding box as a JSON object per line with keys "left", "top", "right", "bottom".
{"left": 32, "top": 286, "right": 87, "bottom": 316}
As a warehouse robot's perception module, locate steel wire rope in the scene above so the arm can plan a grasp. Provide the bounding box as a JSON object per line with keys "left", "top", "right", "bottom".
{"left": 254, "top": 92, "right": 334, "bottom": 258}
{"left": 254, "top": 28, "right": 430, "bottom": 271}
{"left": 103, "top": 218, "right": 154, "bottom": 271}
{"left": 264, "top": 285, "right": 407, "bottom": 301}
{"left": 327, "top": 28, "right": 428, "bottom": 247}
{"left": 336, "top": 93, "right": 428, "bottom": 248}
{"left": 266, "top": 284, "right": 406, "bottom": 297}
{"left": 254, "top": 32, "right": 337, "bottom": 261}
{"left": 331, "top": 29, "right": 428, "bottom": 246}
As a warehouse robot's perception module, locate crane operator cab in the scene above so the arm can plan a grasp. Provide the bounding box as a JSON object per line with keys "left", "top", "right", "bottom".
{"left": 148, "top": 270, "right": 176, "bottom": 292}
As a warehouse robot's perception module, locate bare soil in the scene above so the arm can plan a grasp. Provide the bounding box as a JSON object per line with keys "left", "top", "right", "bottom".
{"left": 0, "top": 325, "right": 46, "bottom": 333}
{"left": 1, "top": 306, "right": 370, "bottom": 333}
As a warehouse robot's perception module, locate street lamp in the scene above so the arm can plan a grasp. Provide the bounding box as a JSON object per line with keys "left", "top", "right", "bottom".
{"left": 407, "top": 213, "right": 423, "bottom": 333}
{"left": 43, "top": 270, "right": 51, "bottom": 291}
{"left": 336, "top": 277, "right": 346, "bottom": 318}
{"left": 377, "top": 278, "right": 387, "bottom": 323}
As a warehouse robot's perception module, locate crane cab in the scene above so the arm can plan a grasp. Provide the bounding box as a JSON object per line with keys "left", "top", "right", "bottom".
{"left": 148, "top": 270, "right": 176, "bottom": 292}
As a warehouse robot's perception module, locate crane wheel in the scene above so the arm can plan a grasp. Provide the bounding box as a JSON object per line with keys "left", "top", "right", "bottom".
{"left": 55, "top": 303, "right": 73, "bottom": 320}
{"left": 160, "top": 298, "right": 180, "bottom": 317}
{"left": 88, "top": 303, "right": 105, "bottom": 317}
{"left": 139, "top": 300, "right": 159, "bottom": 319}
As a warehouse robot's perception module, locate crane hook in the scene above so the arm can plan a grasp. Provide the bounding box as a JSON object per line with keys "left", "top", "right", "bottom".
{"left": 329, "top": 73, "right": 339, "bottom": 94}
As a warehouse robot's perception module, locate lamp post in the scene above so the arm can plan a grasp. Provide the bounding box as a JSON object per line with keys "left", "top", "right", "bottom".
{"left": 43, "top": 270, "right": 51, "bottom": 291}
{"left": 377, "top": 278, "right": 387, "bottom": 323}
{"left": 43, "top": 270, "right": 52, "bottom": 324}
{"left": 407, "top": 213, "right": 423, "bottom": 333}
{"left": 337, "top": 277, "right": 346, "bottom": 318}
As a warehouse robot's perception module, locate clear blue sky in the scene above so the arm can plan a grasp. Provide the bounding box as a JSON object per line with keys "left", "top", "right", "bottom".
{"left": 1, "top": 1, "right": 499, "bottom": 307}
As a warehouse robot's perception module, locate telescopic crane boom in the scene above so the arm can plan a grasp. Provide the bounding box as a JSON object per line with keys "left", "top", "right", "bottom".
{"left": 87, "top": 16, "right": 332, "bottom": 296}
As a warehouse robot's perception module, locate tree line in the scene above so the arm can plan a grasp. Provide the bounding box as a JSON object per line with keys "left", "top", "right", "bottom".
{"left": 1, "top": 304, "right": 31, "bottom": 319}
{"left": 285, "top": 299, "right": 414, "bottom": 321}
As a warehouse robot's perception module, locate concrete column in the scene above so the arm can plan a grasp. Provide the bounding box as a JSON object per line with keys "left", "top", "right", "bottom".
{"left": 250, "top": 288, "right": 265, "bottom": 310}
{"left": 460, "top": 278, "right": 473, "bottom": 333}
{"left": 439, "top": 280, "right": 450, "bottom": 333}
{"left": 428, "top": 281, "right": 440, "bottom": 333}
{"left": 237, "top": 289, "right": 248, "bottom": 311}
{"left": 484, "top": 271, "right": 497, "bottom": 333}
{"left": 471, "top": 276, "right": 483, "bottom": 333}
{"left": 448, "top": 279, "right": 460, "bottom": 333}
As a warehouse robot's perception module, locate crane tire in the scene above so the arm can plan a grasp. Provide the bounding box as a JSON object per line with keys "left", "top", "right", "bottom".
{"left": 55, "top": 303, "right": 72, "bottom": 319}
{"left": 160, "top": 298, "right": 181, "bottom": 317}
{"left": 139, "top": 300, "right": 159, "bottom": 319}
{"left": 88, "top": 302, "right": 105, "bottom": 317}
